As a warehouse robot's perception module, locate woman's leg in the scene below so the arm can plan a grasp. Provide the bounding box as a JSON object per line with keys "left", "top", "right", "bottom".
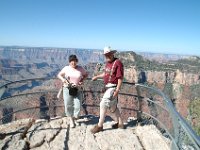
{"left": 73, "top": 91, "right": 82, "bottom": 119}
{"left": 63, "top": 87, "right": 74, "bottom": 117}
{"left": 63, "top": 87, "right": 75, "bottom": 128}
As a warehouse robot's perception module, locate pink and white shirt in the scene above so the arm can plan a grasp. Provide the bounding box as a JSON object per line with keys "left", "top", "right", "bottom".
{"left": 60, "top": 65, "right": 87, "bottom": 85}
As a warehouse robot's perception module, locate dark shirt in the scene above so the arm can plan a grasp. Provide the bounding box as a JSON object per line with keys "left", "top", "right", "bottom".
{"left": 103, "top": 58, "right": 124, "bottom": 84}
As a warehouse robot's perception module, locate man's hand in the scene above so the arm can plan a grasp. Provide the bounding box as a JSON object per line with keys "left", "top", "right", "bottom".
{"left": 92, "top": 76, "right": 98, "bottom": 81}
{"left": 113, "top": 89, "right": 120, "bottom": 98}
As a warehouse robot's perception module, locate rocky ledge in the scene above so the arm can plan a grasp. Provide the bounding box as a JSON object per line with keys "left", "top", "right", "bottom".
{"left": 0, "top": 117, "right": 170, "bottom": 150}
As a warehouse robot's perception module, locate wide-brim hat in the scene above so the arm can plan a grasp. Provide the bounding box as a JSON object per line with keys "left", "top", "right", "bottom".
{"left": 103, "top": 46, "right": 117, "bottom": 55}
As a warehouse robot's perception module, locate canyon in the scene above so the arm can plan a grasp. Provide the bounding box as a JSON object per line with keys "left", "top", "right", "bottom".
{"left": 0, "top": 46, "right": 200, "bottom": 135}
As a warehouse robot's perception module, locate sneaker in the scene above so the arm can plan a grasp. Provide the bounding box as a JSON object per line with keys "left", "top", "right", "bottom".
{"left": 0, "top": 133, "right": 6, "bottom": 140}
{"left": 70, "top": 121, "right": 75, "bottom": 128}
{"left": 112, "top": 123, "right": 124, "bottom": 129}
{"left": 74, "top": 120, "right": 80, "bottom": 126}
{"left": 69, "top": 118, "right": 75, "bottom": 128}
{"left": 91, "top": 125, "right": 103, "bottom": 134}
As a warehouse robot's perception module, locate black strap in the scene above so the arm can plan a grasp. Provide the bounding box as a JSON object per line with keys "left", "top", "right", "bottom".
{"left": 106, "top": 86, "right": 117, "bottom": 89}
{"left": 108, "top": 59, "right": 117, "bottom": 83}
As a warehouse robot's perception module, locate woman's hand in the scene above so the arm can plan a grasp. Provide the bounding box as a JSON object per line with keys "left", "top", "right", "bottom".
{"left": 62, "top": 79, "right": 70, "bottom": 86}
{"left": 78, "top": 81, "right": 83, "bottom": 85}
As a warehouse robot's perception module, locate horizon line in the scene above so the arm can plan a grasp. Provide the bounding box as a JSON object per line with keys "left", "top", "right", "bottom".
{"left": 0, "top": 45, "right": 199, "bottom": 57}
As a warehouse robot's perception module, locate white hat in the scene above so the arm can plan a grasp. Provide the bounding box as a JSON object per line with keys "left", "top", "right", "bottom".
{"left": 103, "top": 46, "right": 117, "bottom": 55}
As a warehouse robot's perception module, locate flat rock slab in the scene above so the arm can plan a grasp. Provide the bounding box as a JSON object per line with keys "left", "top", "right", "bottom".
{"left": 0, "top": 118, "right": 34, "bottom": 150}
{"left": 91, "top": 126, "right": 143, "bottom": 150}
{"left": 135, "top": 125, "right": 170, "bottom": 150}
{"left": 0, "top": 118, "right": 34, "bottom": 134}
{"left": 0, "top": 117, "right": 170, "bottom": 150}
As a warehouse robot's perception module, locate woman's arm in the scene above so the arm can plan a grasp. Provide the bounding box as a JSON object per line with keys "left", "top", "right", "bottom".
{"left": 57, "top": 68, "right": 67, "bottom": 83}
{"left": 78, "top": 67, "right": 89, "bottom": 85}
{"left": 83, "top": 72, "right": 88, "bottom": 80}
{"left": 79, "top": 72, "right": 88, "bottom": 83}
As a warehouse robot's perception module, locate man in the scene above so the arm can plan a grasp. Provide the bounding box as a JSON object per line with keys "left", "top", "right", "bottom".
{"left": 91, "top": 46, "right": 124, "bottom": 134}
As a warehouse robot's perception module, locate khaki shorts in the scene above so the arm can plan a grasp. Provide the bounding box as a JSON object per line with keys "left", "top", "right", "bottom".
{"left": 100, "top": 84, "right": 118, "bottom": 109}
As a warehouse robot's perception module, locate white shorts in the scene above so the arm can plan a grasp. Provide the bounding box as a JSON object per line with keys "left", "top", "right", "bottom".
{"left": 100, "top": 84, "right": 118, "bottom": 109}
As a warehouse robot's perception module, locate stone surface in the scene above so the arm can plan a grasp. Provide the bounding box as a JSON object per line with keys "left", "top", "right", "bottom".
{"left": 0, "top": 118, "right": 34, "bottom": 150}
{"left": 0, "top": 117, "right": 171, "bottom": 150}
{"left": 7, "top": 139, "right": 28, "bottom": 150}
{"left": 0, "top": 118, "right": 34, "bottom": 134}
{"left": 135, "top": 125, "right": 170, "bottom": 150}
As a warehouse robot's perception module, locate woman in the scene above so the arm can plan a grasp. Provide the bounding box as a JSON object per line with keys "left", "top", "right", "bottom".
{"left": 57, "top": 55, "right": 88, "bottom": 128}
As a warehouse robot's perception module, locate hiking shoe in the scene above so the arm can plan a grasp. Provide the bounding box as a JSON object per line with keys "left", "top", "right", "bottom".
{"left": 0, "top": 133, "right": 6, "bottom": 140}
{"left": 118, "top": 124, "right": 125, "bottom": 129}
{"left": 112, "top": 123, "right": 119, "bottom": 129}
{"left": 91, "top": 125, "right": 103, "bottom": 134}
{"left": 112, "top": 123, "right": 125, "bottom": 129}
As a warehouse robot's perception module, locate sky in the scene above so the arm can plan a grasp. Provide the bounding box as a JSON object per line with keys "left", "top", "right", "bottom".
{"left": 0, "top": 0, "right": 200, "bottom": 55}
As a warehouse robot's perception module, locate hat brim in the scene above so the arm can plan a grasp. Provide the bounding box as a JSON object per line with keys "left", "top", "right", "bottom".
{"left": 103, "top": 50, "right": 117, "bottom": 55}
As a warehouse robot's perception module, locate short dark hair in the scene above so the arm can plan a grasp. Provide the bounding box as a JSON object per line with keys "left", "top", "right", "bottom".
{"left": 69, "top": 55, "right": 78, "bottom": 62}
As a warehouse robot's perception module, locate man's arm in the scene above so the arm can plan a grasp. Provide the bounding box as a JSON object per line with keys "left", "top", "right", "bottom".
{"left": 113, "top": 78, "right": 123, "bottom": 97}
{"left": 92, "top": 72, "right": 105, "bottom": 81}
{"left": 113, "top": 60, "right": 124, "bottom": 97}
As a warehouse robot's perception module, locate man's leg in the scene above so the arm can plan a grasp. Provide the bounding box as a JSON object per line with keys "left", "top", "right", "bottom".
{"left": 91, "top": 100, "right": 108, "bottom": 134}
{"left": 110, "top": 101, "right": 124, "bottom": 129}
{"left": 113, "top": 107, "right": 123, "bottom": 126}
{"left": 91, "top": 89, "right": 110, "bottom": 134}
{"left": 98, "top": 102, "right": 108, "bottom": 127}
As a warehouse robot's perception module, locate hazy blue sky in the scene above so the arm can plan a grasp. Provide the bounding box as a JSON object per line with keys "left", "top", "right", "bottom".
{"left": 0, "top": 0, "right": 200, "bottom": 55}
